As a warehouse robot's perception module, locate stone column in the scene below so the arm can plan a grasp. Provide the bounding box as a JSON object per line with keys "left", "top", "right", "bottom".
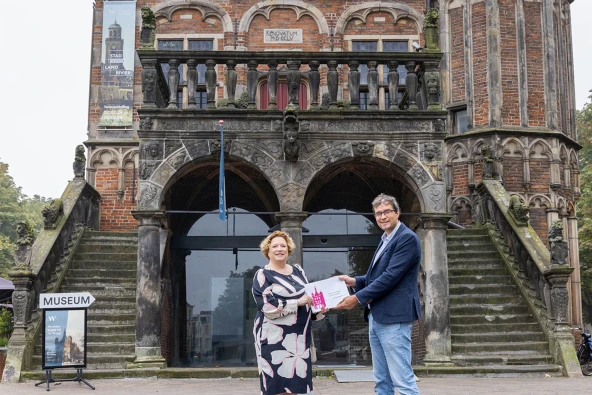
{"left": 205, "top": 59, "right": 217, "bottom": 109}
{"left": 275, "top": 212, "right": 308, "bottom": 267}
{"left": 247, "top": 60, "right": 259, "bottom": 110}
{"left": 167, "top": 59, "right": 180, "bottom": 109}
{"left": 424, "top": 60, "right": 441, "bottom": 111}
{"left": 309, "top": 61, "right": 320, "bottom": 110}
{"left": 420, "top": 213, "right": 453, "bottom": 365}
{"left": 226, "top": 60, "right": 237, "bottom": 108}
{"left": 367, "top": 61, "right": 378, "bottom": 110}
{"left": 287, "top": 60, "right": 301, "bottom": 107}
{"left": 405, "top": 62, "right": 418, "bottom": 110}
{"left": 141, "top": 58, "right": 158, "bottom": 108}
{"left": 387, "top": 61, "right": 399, "bottom": 110}
{"left": 567, "top": 215, "right": 582, "bottom": 326}
{"left": 348, "top": 61, "right": 360, "bottom": 110}
{"left": 130, "top": 210, "right": 166, "bottom": 368}
{"left": 267, "top": 60, "right": 279, "bottom": 110}
{"left": 327, "top": 60, "right": 339, "bottom": 110}
{"left": 187, "top": 59, "right": 198, "bottom": 109}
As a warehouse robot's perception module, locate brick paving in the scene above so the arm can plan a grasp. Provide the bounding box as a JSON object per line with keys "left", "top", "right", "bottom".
{"left": 1, "top": 376, "right": 587, "bottom": 394}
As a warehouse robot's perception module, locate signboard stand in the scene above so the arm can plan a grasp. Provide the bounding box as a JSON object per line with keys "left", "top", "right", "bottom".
{"left": 35, "top": 368, "right": 95, "bottom": 391}
{"left": 37, "top": 293, "right": 97, "bottom": 391}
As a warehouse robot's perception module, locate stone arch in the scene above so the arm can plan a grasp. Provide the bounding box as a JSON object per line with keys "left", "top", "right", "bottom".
{"left": 470, "top": 138, "right": 492, "bottom": 161}
{"left": 239, "top": 0, "right": 329, "bottom": 34}
{"left": 501, "top": 137, "right": 526, "bottom": 158}
{"left": 446, "top": 142, "right": 469, "bottom": 164}
{"left": 527, "top": 193, "right": 551, "bottom": 208}
{"left": 450, "top": 196, "right": 472, "bottom": 226}
{"left": 569, "top": 149, "right": 578, "bottom": 170}
{"left": 501, "top": 138, "right": 526, "bottom": 193}
{"left": 90, "top": 147, "right": 121, "bottom": 168}
{"left": 152, "top": 0, "right": 233, "bottom": 32}
{"left": 122, "top": 148, "right": 139, "bottom": 168}
{"left": 335, "top": 2, "right": 424, "bottom": 36}
{"left": 528, "top": 138, "right": 553, "bottom": 160}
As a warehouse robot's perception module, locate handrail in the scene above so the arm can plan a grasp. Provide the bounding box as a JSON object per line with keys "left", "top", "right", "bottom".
{"left": 474, "top": 178, "right": 580, "bottom": 376}
{"left": 2, "top": 178, "right": 100, "bottom": 383}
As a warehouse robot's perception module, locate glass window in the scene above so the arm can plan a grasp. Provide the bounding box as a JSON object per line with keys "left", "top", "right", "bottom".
{"left": 454, "top": 109, "right": 469, "bottom": 134}
{"left": 196, "top": 89, "right": 207, "bottom": 109}
{"left": 383, "top": 41, "right": 408, "bottom": 86}
{"left": 188, "top": 40, "right": 214, "bottom": 84}
{"left": 158, "top": 40, "right": 184, "bottom": 85}
{"left": 352, "top": 41, "right": 377, "bottom": 85}
{"left": 177, "top": 91, "right": 183, "bottom": 109}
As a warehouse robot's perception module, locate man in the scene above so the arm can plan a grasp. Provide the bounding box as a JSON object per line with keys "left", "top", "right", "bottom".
{"left": 335, "top": 193, "right": 421, "bottom": 395}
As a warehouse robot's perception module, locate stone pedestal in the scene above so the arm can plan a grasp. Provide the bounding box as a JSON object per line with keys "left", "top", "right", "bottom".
{"left": 420, "top": 213, "right": 453, "bottom": 365}
{"left": 275, "top": 212, "right": 307, "bottom": 267}
{"left": 129, "top": 210, "right": 166, "bottom": 369}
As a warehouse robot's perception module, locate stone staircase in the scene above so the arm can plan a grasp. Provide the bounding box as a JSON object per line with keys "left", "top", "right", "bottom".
{"left": 446, "top": 228, "right": 563, "bottom": 376}
{"left": 29, "top": 231, "right": 138, "bottom": 372}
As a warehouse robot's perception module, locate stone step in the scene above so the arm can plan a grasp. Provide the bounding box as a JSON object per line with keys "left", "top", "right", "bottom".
{"left": 76, "top": 244, "right": 138, "bottom": 253}
{"left": 67, "top": 268, "right": 137, "bottom": 279}
{"left": 91, "top": 301, "right": 136, "bottom": 310}
{"left": 452, "top": 341, "right": 549, "bottom": 354}
{"left": 93, "top": 295, "right": 136, "bottom": 303}
{"left": 71, "top": 261, "right": 137, "bottom": 270}
{"left": 451, "top": 354, "right": 555, "bottom": 366}
{"left": 447, "top": 261, "right": 505, "bottom": 270}
{"left": 87, "top": 311, "right": 135, "bottom": 322}
{"left": 74, "top": 252, "right": 138, "bottom": 261}
{"left": 451, "top": 314, "right": 535, "bottom": 326}
{"left": 87, "top": 324, "right": 136, "bottom": 335}
{"left": 447, "top": 244, "right": 498, "bottom": 253}
{"left": 62, "top": 278, "right": 136, "bottom": 288}
{"left": 452, "top": 331, "right": 544, "bottom": 343}
{"left": 449, "top": 295, "right": 522, "bottom": 305}
{"left": 61, "top": 285, "right": 136, "bottom": 294}
{"left": 447, "top": 228, "right": 490, "bottom": 235}
{"left": 87, "top": 342, "right": 135, "bottom": 354}
{"left": 83, "top": 231, "right": 138, "bottom": 239}
{"left": 86, "top": 333, "right": 136, "bottom": 343}
{"left": 449, "top": 275, "right": 510, "bottom": 285}
{"left": 449, "top": 267, "right": 507, "bottom": 276}
{"left": 451, "top": 322, "right": 542, "bottom": 334}
{"left": 32, "top": 354, "right": 135, "bottom": 370}
{"left": 449, "top": 284, "right": 516, "bottom": 294}
{"left": 448, "top": 256, "right": 505, "bottom": 264}
{"left": 450, "top": 304, "right": 530, "bottom": 316}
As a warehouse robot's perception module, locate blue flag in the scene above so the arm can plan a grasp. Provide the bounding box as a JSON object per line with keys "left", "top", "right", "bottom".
{"left": 218, "top": 120, "right": 227, "bottom": 222}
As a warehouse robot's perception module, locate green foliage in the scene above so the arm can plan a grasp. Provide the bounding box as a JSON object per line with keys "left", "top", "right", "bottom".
{"left": 0, "top": 160, "right": 51, "bottom": 279}
{"left": 577, "top": 90, "right": 592, "bottom": 324}
{"left": 0, "top": 308, "right": 12, "bottom": 339}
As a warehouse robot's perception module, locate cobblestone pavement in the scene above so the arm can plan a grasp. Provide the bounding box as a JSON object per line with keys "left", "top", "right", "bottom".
{"left": 1, "top": 376, "right": 588, "bottom": 395}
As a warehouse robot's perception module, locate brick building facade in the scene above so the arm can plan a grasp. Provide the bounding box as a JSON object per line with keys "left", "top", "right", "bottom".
{"left": 82, "top": 0, "right": 581, "bottom": 372}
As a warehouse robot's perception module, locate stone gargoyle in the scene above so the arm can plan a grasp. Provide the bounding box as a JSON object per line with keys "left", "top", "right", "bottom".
{"left": 42, "top": 198, "right": 64, "bottom": 230}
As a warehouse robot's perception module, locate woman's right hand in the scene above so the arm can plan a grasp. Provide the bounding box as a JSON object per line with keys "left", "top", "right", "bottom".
{"left": 297, "top": 294, "right": 313, "bottom": 307}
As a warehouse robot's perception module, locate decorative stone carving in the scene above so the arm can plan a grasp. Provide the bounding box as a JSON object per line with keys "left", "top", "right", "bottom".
{"left": 141, "top": 61, "right": 158, "bottom": 107}
{"left": 508, "top": 195, "right": 529, "bottom": 227}
{"left": 168, "top": 151, "right": 190, "bottom": 170}
{"left": 42, "top": 199, "right": 64, "bottom": 230}
{"left": 352, "top": 142, "right": 375, "bottom": 157}
{"left": 410, "top": 164, "right": 431, "bottom": 188}
{"left": 165, "top": 141, "right": 183, "bottom": 158}
{"left": 140, "top": 117, "right": 153, "bottom": 130}
{"left": 211, "top": 139, "right": 231, "bottom": 154}
{"left": 292, "top": 162, "right": 315, "bottom": 185}
{"left": 423, "top": 142, "right": 440, "bottom": 161}
{"left": 73, "top": 145, "right": 86, "bottom": 179}
{"left": 183, "top": 140, "right": 210, "bottom": 159}
{"left": 139, "top": 162, "right": 157, "bottom": 180}
{"left": 144, "top": 141, "right": 163, "bottom": 160}
{"left": 283, "top": 109, "right": 301, "bottom": 161}
{"left": 549, "top": 219, "right": 568, "bottom": 265}
{"left": 433, "top": 119, "right": 445, "bottom": 133}
{"left": 481, "top": 145, "right": 495, "bottom": 179}
{"left": 140, "top": 6, "right": 156, "bottom": 49}
{"left": 14, "top": 221, "right": 35, "bottom": 268}
{"left": 279, "top": 183, "right": 305, "bottom": 211}
{"left": 329, "top": 143, "right": 351, "bottom": 161}
{"left": 138, "top": 183, "right": 158, "bottom": 210}
{"left": 424, "top": 8, "right": 439, "bottom": 51}
{"left": 424, "top": 184, "right": 445, "bottom": 212}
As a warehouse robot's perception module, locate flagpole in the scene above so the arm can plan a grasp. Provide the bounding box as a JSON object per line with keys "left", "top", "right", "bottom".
{"left": 218, "top": 120, "right": 227, "bottom": 222}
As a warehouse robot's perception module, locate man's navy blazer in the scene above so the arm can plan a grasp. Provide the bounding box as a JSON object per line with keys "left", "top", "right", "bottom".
{"left": 354, "top": 222, "right": 422, "bottom": 324}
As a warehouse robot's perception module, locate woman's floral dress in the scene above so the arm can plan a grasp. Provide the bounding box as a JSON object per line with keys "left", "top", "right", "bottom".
{"left": 252, "top": 264, "right": 321, "bottom": 395}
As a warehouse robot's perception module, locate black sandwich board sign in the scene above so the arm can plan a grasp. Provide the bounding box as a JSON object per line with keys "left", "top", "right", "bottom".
{"left": 36, "top": 292, "right": 96, "bottom": 391}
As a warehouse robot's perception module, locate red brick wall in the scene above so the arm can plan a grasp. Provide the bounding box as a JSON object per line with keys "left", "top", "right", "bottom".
{"left": 248, "top": 12, "right": 321, "bottom": 51}
{"left": 472, "top": 2, "right": 489, "bottom": 126}
{"left": 525, "top": 2, "right": 546, "bottom": 127}
{"left": 529, "top": 159, "right": 550, "bottom": 193}
{"left": 95, "top": 168, "right": 138, "bottom": 231}
{"left": 452, "top": 163, "right": 469, "bottom": 195}
{"left": 344, "top": 13, "right": 418, "bottom": 36}
{"left": 499, "top": 0, "right": 520, "bottom": 126}
{"left": 503, "top": 156, "right": 524, "bottom": 192}
{"left": 450, "top": 7, "right": 466, "bottom": 103}
{"left": 529, "top": 207, "right": 548, "bottom": 247}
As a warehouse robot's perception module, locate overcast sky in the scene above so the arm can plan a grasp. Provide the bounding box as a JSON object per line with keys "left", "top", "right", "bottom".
{"left": 0, "top": 1, "right": 591, "bottom": 199}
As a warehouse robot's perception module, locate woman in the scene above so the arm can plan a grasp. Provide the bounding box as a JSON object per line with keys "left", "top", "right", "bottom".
{"left": 252, "top": 231, "right": 326, "bottom": 395}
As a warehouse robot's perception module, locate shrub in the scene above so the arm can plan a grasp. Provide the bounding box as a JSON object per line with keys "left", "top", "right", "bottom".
{"left": 0, "top": 308, "right": 13, "bottom": 339}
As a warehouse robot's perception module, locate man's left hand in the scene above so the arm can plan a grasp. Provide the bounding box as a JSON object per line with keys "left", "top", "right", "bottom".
{"left": 334, "top": 295, "right": 359, "bottom": 310}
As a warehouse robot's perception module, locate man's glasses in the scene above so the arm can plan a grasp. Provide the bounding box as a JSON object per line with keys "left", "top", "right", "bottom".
{"left": 374, "top": 209, "right": 395, "bottom": 218}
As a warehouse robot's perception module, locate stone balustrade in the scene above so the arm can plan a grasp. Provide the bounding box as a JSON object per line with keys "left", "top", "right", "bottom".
{"left": 137, "top": 50, "right": 443, "bottom": 111}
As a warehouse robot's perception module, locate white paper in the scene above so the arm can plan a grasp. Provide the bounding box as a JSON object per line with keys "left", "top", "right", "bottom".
{"left": 304, "top": 277, "right": 350, "bottom": 313}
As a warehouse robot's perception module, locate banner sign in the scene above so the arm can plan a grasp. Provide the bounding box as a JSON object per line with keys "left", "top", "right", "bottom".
{"left": 40, "top": 292, "right": 96, "bottom": 309}
{"left": 42, "top": 309, "right": 87, "bottom": 369}
{"left": 99, "top": 1, "right": 137, "bottom": 126}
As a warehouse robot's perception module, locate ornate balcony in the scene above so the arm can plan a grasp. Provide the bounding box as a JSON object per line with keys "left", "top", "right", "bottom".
{"left": 137, "top": 50, "right": 444, "bottom": 113}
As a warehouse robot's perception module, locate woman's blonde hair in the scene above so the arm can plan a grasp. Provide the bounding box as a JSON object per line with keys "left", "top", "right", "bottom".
{"left": 260, "top": 231, "right": 296, "bottom": 258}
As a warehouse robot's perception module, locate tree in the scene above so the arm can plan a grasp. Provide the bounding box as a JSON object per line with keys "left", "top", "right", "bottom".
{"left": 577, "top": 90, "right": 592, "bottom": 324}
{"left": 0, "top": 160, "right": 50, "bottom": 279}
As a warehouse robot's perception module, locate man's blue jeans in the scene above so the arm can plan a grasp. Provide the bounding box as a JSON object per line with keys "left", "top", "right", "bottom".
{"left": 369, "top": 313, "right": 419, "bottom": 395}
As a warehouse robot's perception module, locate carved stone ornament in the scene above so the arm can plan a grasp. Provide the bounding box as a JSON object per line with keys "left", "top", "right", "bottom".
{"left": 352, "top": 142, "right": 375, "bottom": 157}
{"left": 423, "top": 142, "right": 439, "bottom": 161}
{"left": 211, "top": 139, "right": 231, "bottom": 154}
{"left": 139, "top": 162, "right": 157, "bottom": 180}
{"left": 145, "top": 141, "right": 162, "bottom": 160}
{"left": 549, "top": 219, "right": 568, "bottom": 265}
{"left": 42, "top": 199, "right": 64, "bottom": 230}
{"left": 481, "top": 144, "right": 495, "bottom": 179}
{"left": 508, "top": 195, "right": 529, "bottom": 227}
{"left": 433, "top": 119, "right": 444, "bottom": 134}
{"left": 140, "top": 117, "right": 153, "bottom": 130}
{"left": 14, "top": 221, "right": 35, "bottom": 268}
{"left": 138, "top": 183, "right": 158, "bottom": 210}
{"left": 283, "top": 109, "right": 301, "bottom": 161}
{"left": 73, "top": 144, "right": 86, "bottom": 179}
{"left": 140, "top": 7, "right": 156, "bottom": 49}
